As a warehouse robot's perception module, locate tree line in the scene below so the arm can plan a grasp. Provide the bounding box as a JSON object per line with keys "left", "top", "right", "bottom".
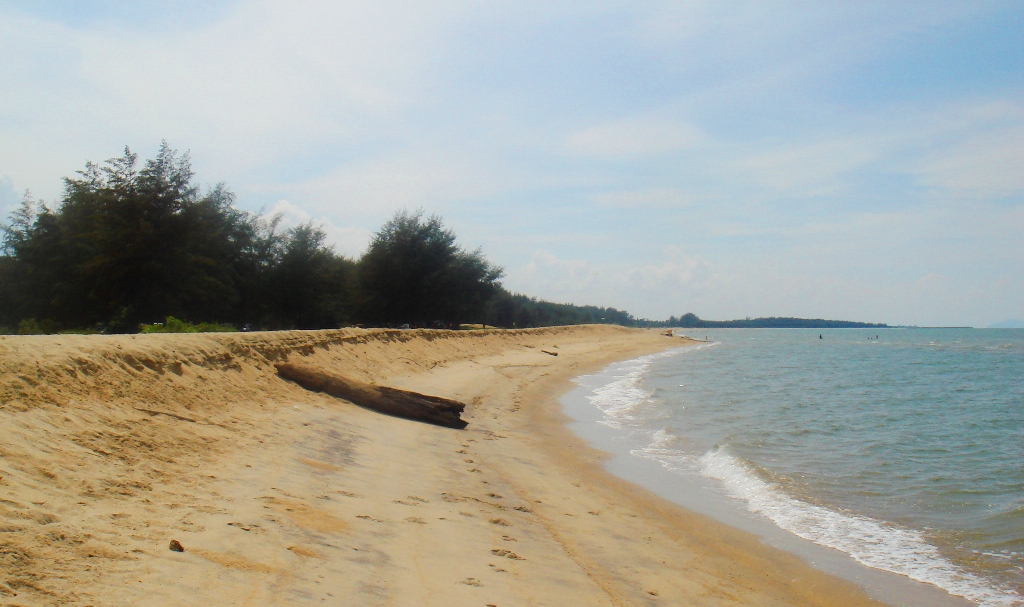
{"left": 0, "top": 144, "right": 638, "bottom": 334}
{"left": 0, "top": 144, "right": 888, "bottom": 334}
{"left": 639, "top": 313, "right": 888, "bottom": 329}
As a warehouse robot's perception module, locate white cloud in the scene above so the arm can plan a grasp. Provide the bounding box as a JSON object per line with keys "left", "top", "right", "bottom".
{"left": 0, "top": 1, "right": 1020, "bottom": 327}
{"left": 507, "top": 247, "right": 714, "bottom": 315}
{"left": 623, "top": 246, "right": 712, "bottom": 291}
{"left": 269, "top": 200, "right": 373, "bottom": 259}
{"left": 564, "top": 116, "right": 704, "bottom": 158}
{"left": 277, "top": 148, "right": 521, "bottom": 218}
{"left": 514, "top": 250, "right": 601, "bottom": 301}
{"left": 728, "top": 134, "right": 886, "bottom": 197}
{"left": 916, "top": 113, "right": 1024, "bottom": 198}
{"left": 593, "top": 187, "right": 691, "bottom": 209}
{"left": 0, "top": 0, "right": 464, "bottom": 197}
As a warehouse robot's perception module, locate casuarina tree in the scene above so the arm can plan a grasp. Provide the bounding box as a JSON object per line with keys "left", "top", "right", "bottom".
{"left": 356, "top": 210, "right": 503, "bottom": 327}
{"left": 0, "top": 142, "right": 354, "bottom": 332}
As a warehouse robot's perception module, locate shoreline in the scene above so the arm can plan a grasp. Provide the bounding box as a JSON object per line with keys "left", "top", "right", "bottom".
{"left": 0, "top": 326, "right": 896, "bottom": 605}
{"left": 501, "top": 340, "right": 891, "bottom": 607}
{"left": 559, "top": 347, "right": 977, "bottom": 607}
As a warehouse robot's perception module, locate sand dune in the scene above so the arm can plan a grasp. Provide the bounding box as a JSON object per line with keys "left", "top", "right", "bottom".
{"left": 0, "top": 325, "right": 882, "bottom": 606}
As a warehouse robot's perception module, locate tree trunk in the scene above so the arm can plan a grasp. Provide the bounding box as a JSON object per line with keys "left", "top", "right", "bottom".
{"left": 275, "top": 362, "right": 468, "bottom": 429}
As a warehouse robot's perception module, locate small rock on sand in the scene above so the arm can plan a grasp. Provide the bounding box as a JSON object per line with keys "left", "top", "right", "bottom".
{"left": 169, "top": 539, "right": 184, "bottom": 552}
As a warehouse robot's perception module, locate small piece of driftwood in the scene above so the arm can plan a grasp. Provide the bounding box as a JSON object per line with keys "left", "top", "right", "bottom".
{"left": 540, "top": 350, "right": 558, "bottom": 356}
{"left": 275, "top": 363, "right": 468, "bottom": 429}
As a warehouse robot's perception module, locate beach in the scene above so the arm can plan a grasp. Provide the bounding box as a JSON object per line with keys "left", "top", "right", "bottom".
{"left": 0, "top": 325, "right": 885, "bottom": 606}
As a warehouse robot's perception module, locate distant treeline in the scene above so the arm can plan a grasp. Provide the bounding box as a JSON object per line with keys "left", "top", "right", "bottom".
{"left": 646, "top": 313, "right": 888, "bottom": 329}
{"left": 485, "top": 293, "right": 636, "bottom": 329}
{"left": 0, "top": 143, "right": 885, "bottom": 334}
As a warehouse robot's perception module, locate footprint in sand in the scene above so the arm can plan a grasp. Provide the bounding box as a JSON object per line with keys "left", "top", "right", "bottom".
{"left": 227, "top": 522, "right": 257, "bottom": 531}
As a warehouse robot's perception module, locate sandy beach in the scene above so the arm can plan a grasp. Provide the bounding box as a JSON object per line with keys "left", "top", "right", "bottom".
{"left": 0, "top": 325, "right": 886, "bottom": 606}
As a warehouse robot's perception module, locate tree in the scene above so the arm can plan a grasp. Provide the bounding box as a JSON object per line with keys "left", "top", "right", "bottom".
{"left": 356, "top": 210, "right": 502, "bottom": 326}
{"left": 482, "top": 289, "right": 637, "bottom": 328}
{"left": 0, "top": 142, "right": 364, "bottom": 332}
{"left": 268, "top": 223, "right": 354, "bottom": 329}
{"left": 33, "top": 142, "right": 251, "bottom": 329}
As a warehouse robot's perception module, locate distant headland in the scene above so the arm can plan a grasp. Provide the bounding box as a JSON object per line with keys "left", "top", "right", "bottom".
{"left": 662, "top": 313, "right": 888, "bottom": 329}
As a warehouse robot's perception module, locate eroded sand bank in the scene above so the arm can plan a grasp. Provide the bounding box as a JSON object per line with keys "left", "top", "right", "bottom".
{"left": 0, "top": 325, "right": 884, "bottom": 606}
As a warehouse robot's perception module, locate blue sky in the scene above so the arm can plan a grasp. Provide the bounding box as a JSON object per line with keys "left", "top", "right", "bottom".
{"left": 1, "top": 1, "right": 1021, "bottom": 326}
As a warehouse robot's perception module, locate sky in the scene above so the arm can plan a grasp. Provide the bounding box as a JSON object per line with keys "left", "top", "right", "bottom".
{"left": 1, "top": 1, "right": 1022, "bottom": 327}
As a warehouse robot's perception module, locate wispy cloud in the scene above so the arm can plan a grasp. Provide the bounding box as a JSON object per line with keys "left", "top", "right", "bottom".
{"left": 268, "top": 200, "right": 373, "bottom": 259}
{"left": 508, "top": 247, "right": 715, "bottom": 315}
{"left": 0, "top": 1, "right": 1020, "bottom": 325}
{"left": 592, "top": 188, "right": 690, "bottom": 209}
{"left": 564, "top": 116, "right": 704, "bottom": 158}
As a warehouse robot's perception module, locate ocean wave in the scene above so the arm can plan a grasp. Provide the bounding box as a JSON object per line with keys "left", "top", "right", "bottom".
{"left": 630, "top": 428, "right": 699, "bottom": 472}
{"left": 579, "top": 343, "right": 1022, "bottom": 607}
{"left": 580, "top": 345, "right": 711, "bottom": 427}
{"left": 699, "top": 448, "right": 1022, "bottom": 607}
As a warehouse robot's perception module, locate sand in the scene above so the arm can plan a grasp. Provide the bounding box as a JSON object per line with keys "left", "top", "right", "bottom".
{"left": 0, "top": 325, "right": 886, "bottom": 606}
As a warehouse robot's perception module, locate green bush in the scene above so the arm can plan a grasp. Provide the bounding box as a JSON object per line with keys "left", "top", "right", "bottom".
{"left": 140, "top": 316, "right": 236, "bottom": 333}
{"left": 17, "top": 318, "right": 59, "bottom": 334}
{"left": 194, "top": 321, "right": 237, "bottom": 333}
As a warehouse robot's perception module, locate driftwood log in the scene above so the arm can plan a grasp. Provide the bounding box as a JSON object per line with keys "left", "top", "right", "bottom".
{"left": 275, "top": 363, "right": 468, "bottom": 429}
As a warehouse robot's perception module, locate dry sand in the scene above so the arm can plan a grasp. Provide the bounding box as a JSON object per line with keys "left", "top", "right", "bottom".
{"left": 0, "top": 325, "right": 886, "bottom": 606}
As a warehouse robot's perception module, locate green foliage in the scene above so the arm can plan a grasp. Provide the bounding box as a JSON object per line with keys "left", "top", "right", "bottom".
{"left": 16, "top": 318, "right": 40, "bottom": 334}
{"left": 139, "top": 316, "right": 237, "bottom": 333}
{"left": 17, "top": 318, "right": 58, "bottom": 334}
{"left": 268, "top": 223, "right": 355, "bottom": 329}
{"left": 483, "top": 290, "right": 636, "bottom": 328}
{"left": 357, "top": 210, "right": 502, "bottom": 326}
{"left": 0, "top": 143, "right": 353, "bottom": 332}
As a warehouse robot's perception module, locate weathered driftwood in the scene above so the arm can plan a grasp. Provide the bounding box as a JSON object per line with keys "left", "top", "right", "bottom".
{"left": 275, "top": 363, "right": 468, "bottom": 429}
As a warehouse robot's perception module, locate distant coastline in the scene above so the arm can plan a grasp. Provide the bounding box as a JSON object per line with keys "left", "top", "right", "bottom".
{"left": 664, "top": 313, "right": 887, "bottom": 329}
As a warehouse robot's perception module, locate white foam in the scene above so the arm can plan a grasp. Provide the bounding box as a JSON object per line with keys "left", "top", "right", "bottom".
{"left": 699, "top": 448, "right": 1022, "bottom": 607}
{"left": 580, "top": 345, "right": 712, "bottom": 428}
{"left": 579, "top": 345, "right": 1022, "bottom": 607}
{"left": 630, "top": 428, "right": 699, "bottom": 472}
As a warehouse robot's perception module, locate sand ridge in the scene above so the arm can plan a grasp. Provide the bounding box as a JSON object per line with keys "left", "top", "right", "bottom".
{"left": 0, "top": 326, "right": 884, "bottom": 606}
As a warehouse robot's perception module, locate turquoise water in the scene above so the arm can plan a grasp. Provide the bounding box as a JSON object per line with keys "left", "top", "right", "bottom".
{"left": 580, "top": 329, "right": 1023, "bottom": 606}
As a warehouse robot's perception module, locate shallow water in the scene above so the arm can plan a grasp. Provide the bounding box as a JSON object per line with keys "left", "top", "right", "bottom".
{"left": 574, "top": 329, "right": 1023, "bottom": 607}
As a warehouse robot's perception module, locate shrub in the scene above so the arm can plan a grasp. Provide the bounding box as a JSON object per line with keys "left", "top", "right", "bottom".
{"left": 139, "top": 316, "right": 236, "bottom": 333}
{"left": 17, "top": 318, "right": 58, "bottom": 334}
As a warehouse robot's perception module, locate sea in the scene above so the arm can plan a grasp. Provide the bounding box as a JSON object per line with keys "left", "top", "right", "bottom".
{"left": 564, "top": 328, "right": 1023, "bottom": 607}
